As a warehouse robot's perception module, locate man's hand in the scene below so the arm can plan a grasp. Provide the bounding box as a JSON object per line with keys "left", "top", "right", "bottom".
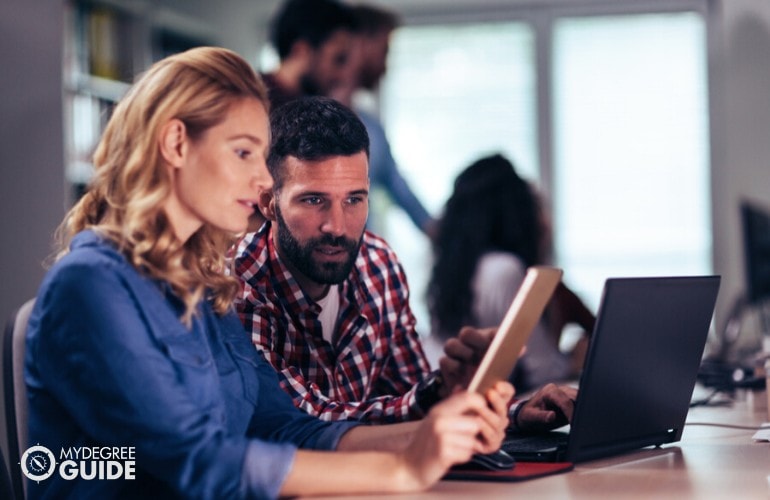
{"left": 437, "top": 326, "right": 496, "bottom": 397}
{"left": 514, "top": 383, "right": 578, "bottom": 432}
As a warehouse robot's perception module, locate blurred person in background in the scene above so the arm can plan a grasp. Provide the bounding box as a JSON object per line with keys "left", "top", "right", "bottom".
{"left": 427, "top": 153, "right": 596, "bottom": 393}
{"left": 261, "top": 0, "right": 357, "bottom": 108}
{"left": 333, "top": 3, "right": 436, "bottom": 237}
{"left": 249, "top": 0, "right": 358, "bottom": 232}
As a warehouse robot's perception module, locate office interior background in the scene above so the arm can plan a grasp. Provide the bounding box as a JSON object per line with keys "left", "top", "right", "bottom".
{"left": 2, "top": 0, "right": 770, "bottom": 450}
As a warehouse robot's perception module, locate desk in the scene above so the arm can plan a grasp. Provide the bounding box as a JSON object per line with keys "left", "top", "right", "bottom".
{"left": 315, "top": 390, "right": 770, "bottom": 499}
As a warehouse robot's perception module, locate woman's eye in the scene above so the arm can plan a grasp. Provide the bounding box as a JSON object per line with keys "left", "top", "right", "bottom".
{"left": 236, "top": 149, "right": 251, "bottom": 159}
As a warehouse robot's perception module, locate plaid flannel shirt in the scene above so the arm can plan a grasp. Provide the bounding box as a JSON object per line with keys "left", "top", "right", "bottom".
{"left": 234, "top": 222, "right": 432, "bottom": 423}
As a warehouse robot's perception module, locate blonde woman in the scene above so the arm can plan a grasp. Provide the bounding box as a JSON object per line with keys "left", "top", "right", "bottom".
{"left": 24, "top": 47, "right": 512, "bottom": 499}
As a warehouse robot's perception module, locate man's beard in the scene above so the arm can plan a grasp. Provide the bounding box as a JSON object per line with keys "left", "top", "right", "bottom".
{"left": 275, "top": 206, "right": 362, "bottom": 284}
{"left": 358, "top": 64, "right": 382, "bottom": 91}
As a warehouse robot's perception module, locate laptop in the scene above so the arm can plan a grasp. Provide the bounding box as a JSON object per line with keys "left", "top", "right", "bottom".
{"left": 502, "top": 275, "right": 721, "bottom": 463}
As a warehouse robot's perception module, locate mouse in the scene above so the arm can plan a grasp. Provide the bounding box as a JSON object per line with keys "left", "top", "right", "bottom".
{"left": 465, "top": 449, "right": 516, "bottom": 471}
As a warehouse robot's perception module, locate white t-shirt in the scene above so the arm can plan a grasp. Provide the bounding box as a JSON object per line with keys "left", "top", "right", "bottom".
{"left": 316, "top": 284, "right": 341, "bottom": 345}
{"left": 471, "top": 251, "right": 571, "bottom": 391}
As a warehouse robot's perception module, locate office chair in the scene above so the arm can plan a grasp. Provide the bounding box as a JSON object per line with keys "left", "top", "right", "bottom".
{"left": 3, "top": 298, "right": 35, "bottom": 500}
{"left": 0, "top": 444, "right": 13, "bottom": 500}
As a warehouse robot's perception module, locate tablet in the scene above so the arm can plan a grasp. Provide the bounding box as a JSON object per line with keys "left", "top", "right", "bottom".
{"left": 467, "top": 266, "right": 563, "bottom": 394}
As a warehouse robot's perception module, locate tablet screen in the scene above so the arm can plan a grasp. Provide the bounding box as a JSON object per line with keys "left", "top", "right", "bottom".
{"left": 467, "top": 266, "right": 563, "bottom": 394}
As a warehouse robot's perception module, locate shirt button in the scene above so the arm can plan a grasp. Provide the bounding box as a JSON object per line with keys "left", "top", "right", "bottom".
{"left": 337, "top": 373, "right": 344, "bottom": 383}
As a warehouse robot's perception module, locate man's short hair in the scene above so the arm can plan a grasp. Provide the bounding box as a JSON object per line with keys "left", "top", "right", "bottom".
{"left": 270, "top": 0, "right": 357, "bottom": 60}
{"left": 267, "top": 97, "right": 370, "bottom": 190}
{"left": 352, "top": 4, "right": 400, "bottom": 37}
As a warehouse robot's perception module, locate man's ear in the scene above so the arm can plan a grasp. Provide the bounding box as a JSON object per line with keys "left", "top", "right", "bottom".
{"left": 258, "top": 189, "right": 277, "bottom": 221}
{"left": 158, "top": 119, "right": 187, "bottom": 168}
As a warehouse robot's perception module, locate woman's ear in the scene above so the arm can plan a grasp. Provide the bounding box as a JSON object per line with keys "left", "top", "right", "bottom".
{"left": 258, "top": 189, "right": 277, "bottom": 221}
{"left": 158, "top": 119, "right": 187, "bottom": 168}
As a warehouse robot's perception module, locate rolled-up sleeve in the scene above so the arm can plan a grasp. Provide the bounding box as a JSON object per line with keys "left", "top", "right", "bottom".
{"left": 241, "top": 441, "right": 296, "bottom": 499}
{"left": 240, "top": 419, "right": 357, "bottom": 498}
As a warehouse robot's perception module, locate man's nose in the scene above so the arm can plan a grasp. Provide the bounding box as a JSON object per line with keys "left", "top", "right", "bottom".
{"left": 321, "top": 203, "right": 345, "bottom": 237}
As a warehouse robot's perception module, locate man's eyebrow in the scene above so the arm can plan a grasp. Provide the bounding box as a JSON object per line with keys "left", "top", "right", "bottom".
{"left": 295, "top": 190, "right": 328, "bottom": 197}
{"left": 293, "top": 189, "right": 369, "bottom": 197}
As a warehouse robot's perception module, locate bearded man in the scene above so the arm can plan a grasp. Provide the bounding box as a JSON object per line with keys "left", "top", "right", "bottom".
{"left": 235, "top": 97, "right": 576, "bottom": 432}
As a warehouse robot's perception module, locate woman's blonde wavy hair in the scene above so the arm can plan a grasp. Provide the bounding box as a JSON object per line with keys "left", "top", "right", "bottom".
{"left": 56, "top": 46, "right": 268, "bottom": 324}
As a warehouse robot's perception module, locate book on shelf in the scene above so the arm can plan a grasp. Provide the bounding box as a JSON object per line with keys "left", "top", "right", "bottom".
{"left": 85, "top": 6, "right": 133, "bottom": 82}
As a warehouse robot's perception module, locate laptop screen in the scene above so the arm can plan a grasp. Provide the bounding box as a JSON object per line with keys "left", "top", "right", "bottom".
{"left": 566, "top": 276, "right": 720, "bottom": 463}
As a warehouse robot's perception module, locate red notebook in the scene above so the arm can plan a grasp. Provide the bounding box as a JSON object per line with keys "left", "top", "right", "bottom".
{"left": 444, "top": 461, "right": 574, "bottom": 482}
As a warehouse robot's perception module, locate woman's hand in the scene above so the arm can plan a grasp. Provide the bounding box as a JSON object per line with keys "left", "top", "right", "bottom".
{"left": 397, "top": 381, "right": 514, "bottom": 490}
{"left": 476, "top": 380, "right": 515, "bottom": 453}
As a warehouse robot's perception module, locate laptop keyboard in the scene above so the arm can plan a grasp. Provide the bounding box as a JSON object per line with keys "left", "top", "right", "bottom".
{"left": 501, "top": 431, "right": 569, "bottom": 454}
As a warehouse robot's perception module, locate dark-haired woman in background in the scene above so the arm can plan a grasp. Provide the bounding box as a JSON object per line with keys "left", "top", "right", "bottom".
{"left": 428, "top": 154, "right": 596, "bottom": 393}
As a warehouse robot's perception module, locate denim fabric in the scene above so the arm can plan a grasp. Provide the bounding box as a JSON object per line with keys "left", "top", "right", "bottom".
{"left": 25, "top": 230, "right": 356, "bottom": 499}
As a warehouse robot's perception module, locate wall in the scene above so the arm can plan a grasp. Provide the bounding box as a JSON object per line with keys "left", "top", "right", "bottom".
{"left": 156, "top": 0, "right": 277, "bottom": 65}
{"left": 0, "top": 1, "right": 65, "bottom": 321}
{"left": 710, "top": 0, "right": 770, "bottom": 357}
{"left": 0, "top": 0, "right": 65, "bottom": 476}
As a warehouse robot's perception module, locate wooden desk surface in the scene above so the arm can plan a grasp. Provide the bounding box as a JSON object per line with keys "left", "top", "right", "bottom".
{"left": 314, "top": 389, "right": 770, "bottom": 499}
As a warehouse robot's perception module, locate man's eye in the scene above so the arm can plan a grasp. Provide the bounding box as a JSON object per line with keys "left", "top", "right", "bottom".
{"left": 303, "top": 197, "right": 322, "bottom": 205}
{"left": 334, "top": 52, "right": 349, "bottom": 67}
{"left": 347, "top": 196, "right": 365, "bottom": 205}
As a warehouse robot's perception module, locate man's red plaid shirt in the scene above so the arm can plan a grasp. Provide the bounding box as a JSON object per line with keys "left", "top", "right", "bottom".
{"left": 234, "top": 222, "right": 432, "bottom": 423}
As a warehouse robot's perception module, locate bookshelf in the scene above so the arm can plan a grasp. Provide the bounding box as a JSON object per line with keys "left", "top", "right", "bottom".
{"left": 62, "top": 0, "right": 215, "bottom": 204}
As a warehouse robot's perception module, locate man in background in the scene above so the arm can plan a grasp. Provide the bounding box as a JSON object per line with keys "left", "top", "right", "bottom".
{"left": 334, "top": 4, "right": 436, "bottom": 236}
{"left": 263, "top": 0, "right": 434, "bottom": 236}
{"left": 261, "top": 0, "right": 357, "bottom": 108}
{"left": 246, "top": 0, "right": 357, "bottom": 231}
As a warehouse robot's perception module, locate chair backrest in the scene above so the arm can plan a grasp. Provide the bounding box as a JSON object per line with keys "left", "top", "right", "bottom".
{"left": 0, "top": 444, "right": 14, "bottom": 500}
{"left": 3, "top": 298, "right": 35, "bottom": 500}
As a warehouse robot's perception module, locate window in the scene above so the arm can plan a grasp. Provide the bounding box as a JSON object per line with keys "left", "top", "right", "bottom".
{"left": 381, "top": 22, "right": 537, "bottom": 213}
{"left": 552, "top": 12, "right": 711, "bottom": 308}
{"left": 379, "top": 7, "right": 711, "bottom": 333}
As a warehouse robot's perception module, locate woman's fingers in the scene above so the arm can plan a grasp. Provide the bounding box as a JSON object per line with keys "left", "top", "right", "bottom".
{"left": 430, "top": 385, "right": 513, "bottom": 454}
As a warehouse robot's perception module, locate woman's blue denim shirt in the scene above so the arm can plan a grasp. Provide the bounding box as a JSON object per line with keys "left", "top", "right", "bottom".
{"left": 25, "top": 230, "right": 357, "bottom": 499}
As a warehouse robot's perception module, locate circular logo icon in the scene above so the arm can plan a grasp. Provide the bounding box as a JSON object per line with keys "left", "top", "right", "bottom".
{"left": 21, "top": 445, "right": 56, "bottom": 482}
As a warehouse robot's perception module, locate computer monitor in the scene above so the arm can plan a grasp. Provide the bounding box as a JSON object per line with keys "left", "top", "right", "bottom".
{"left": 741, "top": 200, "right": 770, "bottom": 305}
{"left": 698, "top": 201, "right": 770, "bottom": 387}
